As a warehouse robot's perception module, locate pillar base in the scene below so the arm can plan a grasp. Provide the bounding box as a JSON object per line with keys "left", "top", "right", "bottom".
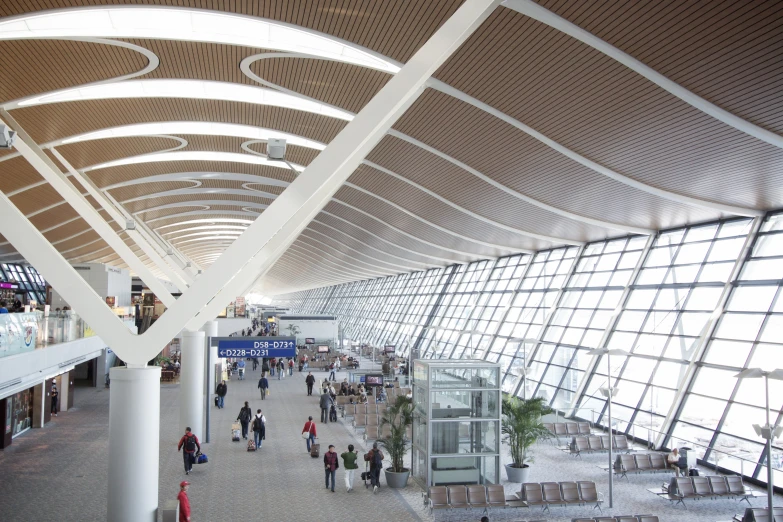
{"left": 107, "top": 366, "right": 160, "bottom": 522}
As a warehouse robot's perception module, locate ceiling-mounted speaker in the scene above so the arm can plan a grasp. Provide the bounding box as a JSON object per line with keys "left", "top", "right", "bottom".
{"left": 125, "top": 219, "right": 136, "bottom": 231}
{"left": 266, "top": 138, "right": 287, "bottom": 160}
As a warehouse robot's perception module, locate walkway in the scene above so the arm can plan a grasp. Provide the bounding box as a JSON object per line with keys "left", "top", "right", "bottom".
{"left": 0, "top": 357, "right": 777, "bottom": 521}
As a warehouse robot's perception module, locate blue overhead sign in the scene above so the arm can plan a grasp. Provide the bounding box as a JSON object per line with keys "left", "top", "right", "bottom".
{"left": 216, "top": 337, "right": 296, "bottom": 358}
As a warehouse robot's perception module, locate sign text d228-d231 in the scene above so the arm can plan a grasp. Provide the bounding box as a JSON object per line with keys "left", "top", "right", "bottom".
{"left": 216, "top": 337, "right": 296, "bottom": 358}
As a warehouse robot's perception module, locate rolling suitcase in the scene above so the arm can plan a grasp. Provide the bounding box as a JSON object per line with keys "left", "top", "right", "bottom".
{"left": 231, "top": 422, "right": 241, "bottom": 442}
{"left": 214, "top": 396, "right": 219, "bottom": 407}
{"left": 247, "top": 439, "right": 256, "bottom": 451}
{"left": 310, "top": 443, "right": 320, "bottom": 458}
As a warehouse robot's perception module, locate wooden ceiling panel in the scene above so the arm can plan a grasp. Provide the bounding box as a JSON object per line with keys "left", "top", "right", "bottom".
{"left": 55, "top": 136, "right": 180, "bottom": 170}
{"left": 87, "top": 161, "right": 297, "bottom": 189}
{"left": 0, "top": 1, "right": 463, "bottom": 63}
{"left": 149, "top": 213, "right": 257, "bottom": 230}
{"left": 389, "top": 95, "right": 721, "bottom": 231}
{"left": 321, "top": 201, "right": 475, "bottom": 264}
{"left": 179, "top": 135, "right": 247, "bottom": 153}
{"left": 140, "top": 205, "right": 260, "bottom": 222}
{"left": 10, "top": 184, "right": 64, "bottom": 215}
{"left": 108, "top": 181, "right": 198, "bottom": 202}
{"left": 333, "top": 185, "right": 524, "bottom": 257}
{"left": 312, "top": 212, "right": 446, "bottom": 265}
{"left": 42, "top": 219, "right": 91, "bottom": 243}
{"left": 250, "top": 56, "right": 391, "bottom": 114}
{"left": 0, "top": 39, "right": 148, "bottom": 105}
{"left": 533, "top": 0, "right": 783, "bottom": 133}
{"left": 124, "top": 194, "right": 273, "bottom": 213}
{"left": 55, "top": 230, "right": 103, "bottom": 253}
{"left": 10, "top": 99, "right": 346, "bottom": 148}
{"left": 0, "top": 156, "right": 45, "bottom": 195}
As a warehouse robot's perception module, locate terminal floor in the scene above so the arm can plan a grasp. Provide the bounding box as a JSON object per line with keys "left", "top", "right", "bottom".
{"left": 0, "top": 365, "right": 777, "bottom": 522}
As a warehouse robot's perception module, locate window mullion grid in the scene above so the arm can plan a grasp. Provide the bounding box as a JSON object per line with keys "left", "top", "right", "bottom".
{"left": 413, "top": 265, "right": 458, "bottom": 357}
{"left": 569, "top": 234, "right": 656, "bottom": 421}
{"left": 448, "top": 258, "right": 501, "bottom": 360}
{"left": 657, "top": 216, "right": 764, "bottom": 450}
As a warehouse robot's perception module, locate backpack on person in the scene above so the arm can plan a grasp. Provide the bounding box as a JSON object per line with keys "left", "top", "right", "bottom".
{"left": 253, "top": 416, "right": 264, "bottom": 432}
{"left": 185, "top": 434, "right": 197, "bottom": 452}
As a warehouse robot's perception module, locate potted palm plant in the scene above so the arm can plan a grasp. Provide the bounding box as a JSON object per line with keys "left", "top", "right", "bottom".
{"left": 377, "top": 395, "right": 414, "bottom": 488}
{"left": 501, "top": 396, "right": 552, "bottom": 482}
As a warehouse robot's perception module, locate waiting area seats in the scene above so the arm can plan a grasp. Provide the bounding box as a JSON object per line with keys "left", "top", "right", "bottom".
{"left": 668, "top": 475, "right": 754, "bottom": 506}
{"left": 733, "top": 507, "right": 783, "bottom": 521}
{"left": 545, "top": 422, "right": 591, "bottom": 443}
{"left": 427, "top": 485, "right": 534, "bottom": 516}
{"left": 569, "top": 435, "right": 631, "bottom": 456}
{"left": 571, "top": 515, "right": 658, "bottom": 522}
{"left": 516, "top": 481, "right": 604, "bottom": 513}
{"left": 613, "top": 453, "right": 670, "bottom": 478}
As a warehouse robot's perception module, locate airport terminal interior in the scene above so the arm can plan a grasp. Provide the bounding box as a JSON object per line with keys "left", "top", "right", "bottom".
{"left": 0, "top": 1, "right": 781, "bottom": 521}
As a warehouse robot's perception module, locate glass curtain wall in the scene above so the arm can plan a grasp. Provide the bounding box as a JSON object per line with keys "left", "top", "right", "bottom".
{"left": 275, "top": 215, "right": 783, "bottom": 486}
{"left": 0, "top": 263, "right": 47, "bottom": 304}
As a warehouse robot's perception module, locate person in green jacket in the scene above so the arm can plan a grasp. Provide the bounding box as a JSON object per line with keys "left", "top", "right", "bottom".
{"left": 341, "top": 444, "right": 359, "bottom": 492}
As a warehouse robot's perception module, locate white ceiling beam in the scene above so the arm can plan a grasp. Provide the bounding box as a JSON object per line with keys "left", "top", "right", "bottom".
{"left": 48, "top": 146, "right": 192, "bottom": 292}
{"left": 0, "top": 110, "right": 176, "bottom": 307}
{"left": 502, "top": 0, "right": 783, "bottom": 152}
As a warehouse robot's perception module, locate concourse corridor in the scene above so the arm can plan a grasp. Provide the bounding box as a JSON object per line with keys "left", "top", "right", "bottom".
{"left": 0, "top": 362, "right": 424, "bottom": 521}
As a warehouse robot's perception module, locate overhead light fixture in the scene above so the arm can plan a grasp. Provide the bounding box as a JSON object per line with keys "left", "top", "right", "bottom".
{"left": 266, "top": 138, "right": 287, "bottom": 160}
{"left": 0, "top": 124, "right": 16, "bottom": 149}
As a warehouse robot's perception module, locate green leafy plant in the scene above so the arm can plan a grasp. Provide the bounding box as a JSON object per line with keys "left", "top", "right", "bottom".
{"left": 377, "top": 395, "right": 414, "bottom": 473}
{"left": 501, "top": 396, "right": 552, "bottom": 468}
{"left": 285, "top": 324, "right": 301, "bottom": 336}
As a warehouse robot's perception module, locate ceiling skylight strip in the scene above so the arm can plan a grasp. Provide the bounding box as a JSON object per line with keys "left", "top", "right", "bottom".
{"left": 0, "top": 7, "right": 399, "bottom": 73}
{"left": 85, "top": 151, "right": 305, "bottom": 173}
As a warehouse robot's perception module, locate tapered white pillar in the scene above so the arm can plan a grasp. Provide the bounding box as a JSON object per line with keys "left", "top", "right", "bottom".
{"left": 202, "top": 320, "right": 219, "bottom": 399}
{"left": 180, "top": 330, "right": 205, "bottom": 440}
{"left": 107, "top": 366, "right": 160, "bottom": 522}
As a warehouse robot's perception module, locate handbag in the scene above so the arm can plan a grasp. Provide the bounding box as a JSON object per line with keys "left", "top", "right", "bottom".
{"left": 302, "top": 431, "right": 310, "bottom": 439}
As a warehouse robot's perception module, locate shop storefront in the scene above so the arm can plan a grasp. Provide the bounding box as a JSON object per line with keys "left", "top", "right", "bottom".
{"left": 1, "top": 387, "right": 34, "bottom": 448}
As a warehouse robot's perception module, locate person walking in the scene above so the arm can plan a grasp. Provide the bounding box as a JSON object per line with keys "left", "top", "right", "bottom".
{"left": 288, "top": 358, "right": 294, "bottom": 376}
{"left": 177, "top": 427, "right": 201, "bottom": 475}
{"left": 365, "top": 442, "right": 384, "bottom": 493}
{"left": 252, "top": 409, "right": 266, "bottom": 449}
{"left": 324, "top": 445, "right": 339, "bottom": 493}
{"left": 50, "top": 382, "right": 59, "bottom": 417}
{"left": 328, "top": 361, "right": 336, "bottom": 382}
{"left": 262, "top": 359, "right": 269, "bottom": 374}
{"left": 258, "top": 373, "right": 269, "bottom": 400}
{"left": 237, "top": 359, "right": 246, "bottom": 380}
{"left": 304, "top": 354, "right": 309, "bottom": 370}
{"left": 277, "top": 359, "right": 284, "bottom": 380}
{"left": 320, "top": 390, "right": 332, "bottom": 423}
{"left": 305, "top": 372, "right": 316, "bottom": 396}
{"left": 302, "top": 416, "right": 317, "bottom": 453}
{"left": 178, "top": 481, "right": 191, "bottom": 522}
{"left": 341, "top": 444, "right": 359, "bottom": 492}
{"left": 252, "top": 357, "right": 259, "bottom": 371}
{"left": 215, "top": 380, "right": 227, "bottom": 409}
{"left": 270, "top": 357, "right": 276, "bottom": 377}
{"left": 237, "top": 401, "right": 252, "bottom": 440}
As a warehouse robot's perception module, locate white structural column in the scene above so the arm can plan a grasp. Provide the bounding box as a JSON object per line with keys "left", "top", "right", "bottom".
{"left": 202, "top": 320, "right": 219, "bottom": 400}
{"left": 0, "top": 110, "right": 175, "bottom": 306}
{"left": 48, "top": 147, "right": 192, "bottom": 292}
{"left": 180, "top": 330, "right": 206, "bottom": 440}
{"left": 107, "top": 366, "right": 161, "bottom": 522}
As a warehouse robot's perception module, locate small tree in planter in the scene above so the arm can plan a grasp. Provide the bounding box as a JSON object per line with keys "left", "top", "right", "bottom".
{"left": 285, "top": 324, "right": 301, "bottom": 337}
{"left": 377, "top": 395, "right": 414, "bottom": 488}
{"left": 501, "top": 396, "right": 552, "bottom": 482}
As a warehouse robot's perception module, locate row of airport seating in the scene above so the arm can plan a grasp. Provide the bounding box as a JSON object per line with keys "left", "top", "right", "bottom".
{"left": 571, "top": 515, "right": 658, "bottom": 522}
{"left": 733, "top": 507, "right": 783, "bottom": 521}
{"left": 427, "top": 485, "right": 532, "bottom": 516}
{"left": 545, "top": 421, "right": 592, "bottom": 439}
{"left": 516, "top": 481, "right": 603, "bottom": 513}
{"left": 670, "top": 475, "right": 753, "bottom": 505}
{"left": 569, "top": 435, "right": 632, "bottom": 456}
{"left": 613, "top": 453, "right": 671, "bottom": 477}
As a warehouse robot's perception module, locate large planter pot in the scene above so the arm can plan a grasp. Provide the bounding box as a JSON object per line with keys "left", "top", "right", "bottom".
{"left": 385, "top": 468, "right": 410, "bottom": 488}
{"left": 504, "top": 463, "right": 529, "bottom": 483}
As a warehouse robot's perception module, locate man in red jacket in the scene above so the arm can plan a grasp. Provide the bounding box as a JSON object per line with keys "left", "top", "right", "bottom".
{"left": 324, "top": 445, "right": 339, "bottom": 492}
{"left": 302, "top": 416, "right": 317, "bottom": 453}
{"left": 178, "top": 481, "right": 191, "bottom": 522}
{"left": 177, "top": 427, "right": 201, "bottom": 475}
